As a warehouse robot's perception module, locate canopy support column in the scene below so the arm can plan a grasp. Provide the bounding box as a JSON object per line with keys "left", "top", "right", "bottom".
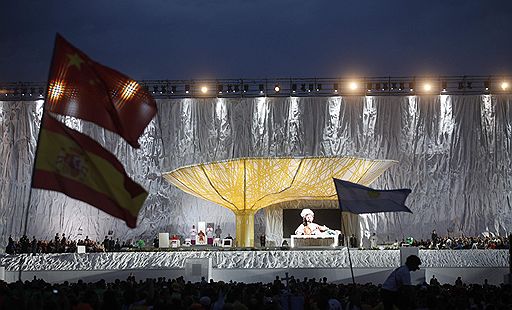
{"left": 234, "top": 210, "right": 256, "bottom": 247}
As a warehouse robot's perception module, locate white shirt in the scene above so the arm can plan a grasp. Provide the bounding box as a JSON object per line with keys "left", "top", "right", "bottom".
{"left": 382, "top": 266, "right": 411, "bottom": 292}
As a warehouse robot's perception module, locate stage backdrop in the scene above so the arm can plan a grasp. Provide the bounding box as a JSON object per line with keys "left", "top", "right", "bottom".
{"left": 1, "top": 95, "right": 511, "bottom": 248}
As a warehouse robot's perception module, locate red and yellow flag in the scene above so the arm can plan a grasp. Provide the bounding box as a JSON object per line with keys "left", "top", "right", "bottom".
{"left": 46, "top": 34, "right": 157, "bottom": 148}
{"left": 32, "top": 114, "right": 148, "bottom": 228}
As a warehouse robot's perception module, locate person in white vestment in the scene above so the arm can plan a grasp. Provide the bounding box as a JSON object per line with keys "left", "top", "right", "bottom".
{"left": 294, "top": 209, "right": 330, "bottom": 236}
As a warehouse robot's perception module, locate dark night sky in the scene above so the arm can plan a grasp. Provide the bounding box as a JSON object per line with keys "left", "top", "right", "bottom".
{"left": 1, "top": 0, "right": 511, "bottom": 82}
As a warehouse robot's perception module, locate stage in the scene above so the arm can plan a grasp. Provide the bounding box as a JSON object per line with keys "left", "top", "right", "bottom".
{"left": 1, "top": 249, "right": 508, "bottom": 285}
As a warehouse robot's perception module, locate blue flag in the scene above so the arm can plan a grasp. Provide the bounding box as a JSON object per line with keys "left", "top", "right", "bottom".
{"left": 333, "top": 179, "right": 412, "bottom": 214}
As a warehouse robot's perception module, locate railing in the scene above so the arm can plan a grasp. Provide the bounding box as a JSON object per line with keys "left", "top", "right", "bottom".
{"left": 0, "top": 75, "right": 511, "bottom": 101}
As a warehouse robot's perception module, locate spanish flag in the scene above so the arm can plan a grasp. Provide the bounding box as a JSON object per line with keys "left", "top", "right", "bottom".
{"left": 45, "top": 34, "right": 157, "bottom": 149}
{"left": 32, "top": 114, "right": 148, "bottom": 228}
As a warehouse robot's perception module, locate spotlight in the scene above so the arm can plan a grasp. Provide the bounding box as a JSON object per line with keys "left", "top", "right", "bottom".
{"left": 243, "top": 84, "right": 249, "bottom": 92}
{"left": 366, "top": 82, "right": 372, "bottom": 92}
{"left": 274, "top": 84, "right": 280, "bottom": 92}
{"left": 160, "top": 86, "right": 166, "bottom": 94}
{"left": 259, "top": 84, "right": 264, "bottom": 93}
{"left": 399, "top": 82, "right": 404, "bottom": 90}
{"left": 201, "top": 86, "right": 208, "bottom": 94}
{"left": 308, "top": 83, "right": 314, "bottom": 92}
{"left": 423, "top": 83, "right": 432, "bottom": 92}
{"left": 217, "top": 84, "right": 223, "bottom": 93}
{"left": 501, "top": 81, "right": 509, "bottom": 91}
{"left": 349, "top": 82, "right": 358, "bottom": 91}
{"left": 391, "top": 83, "right": 397, "bottom": 90}
{"left": 171, "top": 85, "right": 176, "bottom": 93}
{"left": 38, "top": 88, "right": 44, "bottom": 97}
{"left": 383, "top": 83, "right": 388, "bottom": 91}
{"left": 301, "top": 84, "right": 306, "bottom": 92}
{"left": 409, "top": 82, "right": 415, "bottom": 91}
{"left": 441, "top": 81, "right": 447, "bottom": 92}
{"left": 30, "top": 88, "right": 35, "bottom": 96}
{"left": 333, "top": 83, "right": 338, "bottom": 93}
{"left": 316, "top": 84, "right": 322, "bottom": 91}
{"left": 153, "top": 86, "right": 158, "bottom": 93}
{"left": 484, "top": 81, "right": 490, "bottom": 91}
{"left": 291, "top": 84, "right": 297, "bottom": 93}
{"left": 185, "top": 85, "right": 190, "bottom": 94}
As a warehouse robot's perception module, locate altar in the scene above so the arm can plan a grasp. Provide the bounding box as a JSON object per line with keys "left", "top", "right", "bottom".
{"left": 290, "top": 234, "right": 338, "bottom": 248}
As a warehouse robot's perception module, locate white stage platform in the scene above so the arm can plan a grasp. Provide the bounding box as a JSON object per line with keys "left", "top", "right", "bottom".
{"left": 1, "top": 249, "right": 509, "bottom": 285}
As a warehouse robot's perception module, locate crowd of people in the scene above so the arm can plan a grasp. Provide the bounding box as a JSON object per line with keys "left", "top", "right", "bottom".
{"left": 408, "top": 230, "right": 511, "bottom": 250}
{"left": 4, "top": 234, "right": 132, "bottom": 255}
{"left": 0, "top": 273, "right": 511, "bottom": 309}
{"left": 4, "top": 231, "right": 511, "bottom": 255}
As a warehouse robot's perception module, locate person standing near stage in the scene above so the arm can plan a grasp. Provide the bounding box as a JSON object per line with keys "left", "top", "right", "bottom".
{"left": 370, "top": 232, "right": 378, "bottom": 249}
{"left": 215, "top": 225, "right": 222, "bottom": 239}
{"left": 431, "top": 229, "right": 438, "bottom": 248}
{"left": 206, "top": 224, "right": 214, "bottom": 245}
{"left": 381, "top": 254, "right": 421, "bottom": 310}
{"left": 190, "top": 225, "right": 197, "bottom": 245}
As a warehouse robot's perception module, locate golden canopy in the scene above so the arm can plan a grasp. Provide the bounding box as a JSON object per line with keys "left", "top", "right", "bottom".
{"left": 163, "top": 156, "right": 397, "bottom": 246}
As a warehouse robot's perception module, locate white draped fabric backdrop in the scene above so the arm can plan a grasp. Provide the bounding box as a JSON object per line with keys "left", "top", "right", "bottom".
{"left": 0, "top": 95, "right": 511, "bottom": 248}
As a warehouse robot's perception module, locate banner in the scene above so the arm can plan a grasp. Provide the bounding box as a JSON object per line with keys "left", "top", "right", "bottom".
{"left": 334, "top": 179, "right": 412, "bottom": 214}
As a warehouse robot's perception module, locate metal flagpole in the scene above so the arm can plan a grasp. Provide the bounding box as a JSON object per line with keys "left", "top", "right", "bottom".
{"left": 340, "top": 211, "right": 356, "bottom": 284}
{"left": 18, "top": 34, "right": 60, "bottom": 281}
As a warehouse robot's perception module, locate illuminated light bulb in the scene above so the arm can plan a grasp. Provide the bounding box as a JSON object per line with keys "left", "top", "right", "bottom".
{"left": 349, "top": 82, "right": 358, "bottom": 90}
{"left": 501, "top": 82, "right": 509, "bottom": 91}
{"left": 201, "top": 86, "right": 208, "bottom": 93}
{"left": 274, "top": 84, "right": 280, "bottom": 92}
{"left": 423, "top": 83, "right": 432, "bottom": 92}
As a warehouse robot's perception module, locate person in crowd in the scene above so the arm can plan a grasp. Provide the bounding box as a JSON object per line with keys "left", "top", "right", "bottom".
{"left": 381, "top": 254, "right": 421, "bottom": 310}
{"left": 455, "top": 276, "right": 463, "bottom": 287}
{"left": 429, "top": 275, "right": 440, "bottom": 286}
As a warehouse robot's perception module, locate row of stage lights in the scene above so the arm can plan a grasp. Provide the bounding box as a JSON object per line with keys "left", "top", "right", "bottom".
{"left": 1, "top": 77, "right": 511, "bottom": 99}
{"left": 146, "top": 80, "right": 511, "bottom": 97}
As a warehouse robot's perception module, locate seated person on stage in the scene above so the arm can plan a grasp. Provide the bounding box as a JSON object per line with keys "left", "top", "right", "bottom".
{"left": 295, "top": 208, "right": 333, "bottom": 236}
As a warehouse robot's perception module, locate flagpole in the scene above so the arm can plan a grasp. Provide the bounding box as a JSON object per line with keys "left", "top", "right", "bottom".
{"left": 18, "top": 34, "right": 59, "bottom": 281}
{"left": 340, "top": 211, "right": 356, "bottom": 284}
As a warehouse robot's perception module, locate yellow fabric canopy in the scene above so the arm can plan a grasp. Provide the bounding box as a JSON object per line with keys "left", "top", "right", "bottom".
{"left": 163, "top": 156, "right": 397, "bottom": 246}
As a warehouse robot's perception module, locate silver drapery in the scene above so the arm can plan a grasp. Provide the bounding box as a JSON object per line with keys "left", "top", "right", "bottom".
{"left": 1, "top": 95, "right": 511, "bottom": 247}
